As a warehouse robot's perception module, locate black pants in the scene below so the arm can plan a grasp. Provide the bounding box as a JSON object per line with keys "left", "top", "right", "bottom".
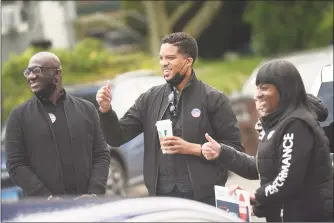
{"left": 156, "top": 185, "right": 216, "bottom": 207}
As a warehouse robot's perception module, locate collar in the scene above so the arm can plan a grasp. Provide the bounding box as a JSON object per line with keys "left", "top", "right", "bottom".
{"left": 36, "top": 88, "right": 67, "bottom": 105}
{"left": 260, "top": 107, "right": 285, "bottom": 131}
{"left": 170, "top": 69, "right": 196, "bottom": 94}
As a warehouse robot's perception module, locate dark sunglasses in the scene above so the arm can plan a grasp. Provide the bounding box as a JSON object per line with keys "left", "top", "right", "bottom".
{"left": 23, "top": 66, "right": 61, "bottom": 77}
{"left": 168, "top": 92, "right": 177, "bottom": 117}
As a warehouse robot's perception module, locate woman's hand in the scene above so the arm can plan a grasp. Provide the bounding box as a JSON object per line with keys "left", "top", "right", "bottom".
{"left": 201, "top": 133, "right": 222, "bottom": 160}
{"left": 228, "top": 185, "right": 256, "bottom": 215}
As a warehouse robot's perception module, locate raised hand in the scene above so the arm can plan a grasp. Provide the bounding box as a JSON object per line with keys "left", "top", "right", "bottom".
{"left": 201, "top": 133, "right": 221, "bottom": 160}
{"left": 96, "top": 80, "right": 112, "bottom": 113}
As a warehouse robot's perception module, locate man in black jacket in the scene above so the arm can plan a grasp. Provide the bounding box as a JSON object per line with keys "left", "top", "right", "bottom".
{"left": 96, "top": 32, "right": 244, "bottom": 205}
{"left": 5, "top": 52, "right": 110, "bottom": 200}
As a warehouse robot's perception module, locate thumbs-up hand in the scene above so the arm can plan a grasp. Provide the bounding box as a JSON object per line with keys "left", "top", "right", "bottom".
{"left": 201, "top": 133, "right": 222, "bottom": 160}
{"left": 96, "top": 80, "right": 112, "bottom": 113}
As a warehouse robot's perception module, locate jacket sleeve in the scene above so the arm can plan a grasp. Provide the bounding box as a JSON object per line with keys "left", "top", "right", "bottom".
{"left": 209, "top": 91, "right": 244, "bottom": 152}
{"left": 88, "top": 105, "right": 111, "bottom": 195}
{"left": 5, "top": 108, "right": 52, "bottom": 197}
{"left": 99, "top": 92, "right": 147, "bottom": 147}
{"left": 217, "top": 144, "right": 259, "bottom": 180}
{"left": 255, "top": 119, "right": 314, "bottom": 205}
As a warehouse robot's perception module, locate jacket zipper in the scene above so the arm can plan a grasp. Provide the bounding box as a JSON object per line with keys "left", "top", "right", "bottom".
{"left": 63, "top": 104, "right": 79, "bottom": 192}
{"left": 180, "top": 90, "right": 195, "bottom": 198}
{"left": 256, "top": 146, "right": 260, "bottom": 177}
{"left": 39, "top": 100, "right": 65, "bottom": 194}
{"left": 155, "top": 102, "right": 170, "bottom": 194}
{"left": 186, "top": 160, "right": 195, "bottom": 197}
{"left": 280, "top": 205, "right": 284, "bottom": 221}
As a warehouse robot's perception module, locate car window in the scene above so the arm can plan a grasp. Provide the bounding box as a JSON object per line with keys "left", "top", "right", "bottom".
{"left": 111, "top": 79, "right": 139, "bottom": 118}
{"left": 318, "top": 81, "right": 333, "bottom": 123}
{"left": 111, "top": 76, "right": 165, "bottom": 119}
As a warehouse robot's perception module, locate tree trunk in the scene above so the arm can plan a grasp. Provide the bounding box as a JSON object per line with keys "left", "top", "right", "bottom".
{"left": 183, "top": 1, "right": 224, "bottom": 39}
{"left": 142, "top": 1, "right": 161, "bottom": 56}
{"left": 142, "top": 0, "right": 224, "bottom": 56}
{"left": 155, "top": 1, "right": 170, "bottom": 38}
{"left": 169, "top": 1, "right": 194, "bottom": 29}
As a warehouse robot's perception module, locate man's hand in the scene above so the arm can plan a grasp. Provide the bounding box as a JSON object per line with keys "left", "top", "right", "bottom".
{"left": 74, "top": 194, "right": 98, "bottom": 200}
{"left": 160, "top": 136, "right": 193, "bottom": 155}
{"left": 96, "top": 80, "right": 112, "bottom": 113}
{"left": 201, "top": 133, "right": 222, "bottom": 160}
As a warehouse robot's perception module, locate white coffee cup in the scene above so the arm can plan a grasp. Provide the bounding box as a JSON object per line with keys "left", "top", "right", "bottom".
{"left": 156, "top": 119, "right": 173, "bottom": 154}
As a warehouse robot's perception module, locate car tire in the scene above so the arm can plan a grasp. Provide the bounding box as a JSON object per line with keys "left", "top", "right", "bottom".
{"left": 106, "top": 157, "right": 127, "bottom": 197}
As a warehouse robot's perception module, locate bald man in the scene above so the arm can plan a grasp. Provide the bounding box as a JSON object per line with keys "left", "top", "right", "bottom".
{"left": 5, "top": 52, "right": 111, "bottom": 200}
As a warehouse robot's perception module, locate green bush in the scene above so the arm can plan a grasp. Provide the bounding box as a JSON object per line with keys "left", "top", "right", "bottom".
{"left": 2, "top": 38, "right": 157, "bottom": 122}
{"left": 244, "top": 1, "right": 333, "bottom": 56}
{"left": 2, "top": 37, "right": 261, "bottom": 123}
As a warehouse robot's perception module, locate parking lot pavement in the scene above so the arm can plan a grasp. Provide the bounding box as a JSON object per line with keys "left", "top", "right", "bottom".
{"left": 126, "top": 171, "right": 265, "bottom": 222}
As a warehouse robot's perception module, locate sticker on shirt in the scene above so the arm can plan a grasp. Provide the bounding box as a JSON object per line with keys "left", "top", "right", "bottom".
{"left": 191, "top": 108, "right": 201, "bottom": 118}
{"left": 48, "top": 113, "right": 56, "bottom": 123}
{"left": 267, "top": 130, "right": 275, "bottom": 140}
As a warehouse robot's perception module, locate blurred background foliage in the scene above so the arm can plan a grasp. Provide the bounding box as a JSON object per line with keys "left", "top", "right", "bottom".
{"left": 243, "top": 1, "right": 333, "bottom": 56}
{"left": 2, "top": 1, "right": 332, "bottom": 121}
{"left": 2, "top": 38, "right": 261, "bottom": 121}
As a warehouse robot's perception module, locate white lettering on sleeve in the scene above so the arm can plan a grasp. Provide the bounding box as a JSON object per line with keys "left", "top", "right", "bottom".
{"left": 265, "top": 133, "right": 294, "bottom": 197}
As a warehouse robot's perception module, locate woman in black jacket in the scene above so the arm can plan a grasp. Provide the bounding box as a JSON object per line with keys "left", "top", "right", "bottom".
{"left": 202, "top": 60, "right": 333, "bottom": 222}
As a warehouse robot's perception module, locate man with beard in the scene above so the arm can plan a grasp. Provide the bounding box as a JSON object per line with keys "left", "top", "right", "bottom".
{"left": 96, "top": 32, "right": 244, "bottom": 205}
{"left": 5, "top": 52, "right": 110, "bottom": 200}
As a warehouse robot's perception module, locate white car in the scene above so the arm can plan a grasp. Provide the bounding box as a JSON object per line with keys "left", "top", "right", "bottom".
{"left": 2, "top": 197, "right": 244, "bottom": 222}
{"left": 311, "top": 64, "right": 333, "bottom": 158}
{"left": 230, "top": 45, "right": 333, "bottom": 159}
{"left": 242, "top": 45, "right": 333, "bottom": 97}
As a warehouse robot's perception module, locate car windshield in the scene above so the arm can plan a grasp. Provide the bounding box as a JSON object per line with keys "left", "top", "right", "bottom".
{"left": 111, "top": 76, "right": 164, "bottom": 118}
{"left": 318, "top": 81, "right": 333, "bottom": 123}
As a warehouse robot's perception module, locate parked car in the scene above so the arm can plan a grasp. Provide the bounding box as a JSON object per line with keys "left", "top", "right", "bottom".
{"left": 310, "top": 63, "right": 333, "bottom": 153}
{"left": 1, "top": 125, "right": 24, "bottom": 202}
{"left": 65, "top": 70, "right": 165, "bottom": 196}
{"left": 229, "top": 46, "right": 333, "bottom": 167}
{"left": 2, "top": 196, "right": 243, "bottom": 222}
{"left": 1, "top": 70, "right": 165, "bottom": 200}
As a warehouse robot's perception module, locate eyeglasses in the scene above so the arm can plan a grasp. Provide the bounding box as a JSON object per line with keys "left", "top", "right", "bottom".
{"left": 23, "top": 66, "right": 61, "bottom": 77}
{"left": 168, "top": 92, "right": 177, "bottom": 117}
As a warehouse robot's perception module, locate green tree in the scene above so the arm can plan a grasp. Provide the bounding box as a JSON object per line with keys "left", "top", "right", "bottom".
{"left": 244, "top": 1, "right": 332, "bottom": 56}
{"left": 140, "top": 1, "right": 224, "bottom": 56}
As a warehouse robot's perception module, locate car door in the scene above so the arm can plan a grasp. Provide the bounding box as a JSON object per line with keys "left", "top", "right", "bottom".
{"left": 111, "top": 76, "right": 165, "bottom": 184}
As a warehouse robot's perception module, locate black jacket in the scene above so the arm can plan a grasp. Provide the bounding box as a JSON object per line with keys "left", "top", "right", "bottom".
{"left": 218, "top": 108, "right": 333, "bottom": 222}
{"left": 100, "top": 74, "right": 244, "bottom": 200}
{"left": 5, "top": 93, "right": 110, "bottom": 197}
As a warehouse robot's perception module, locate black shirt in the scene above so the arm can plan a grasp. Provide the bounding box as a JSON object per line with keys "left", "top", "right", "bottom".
{"left": 157, "top": 83, "right": 193, "bottom": 195}
{"left": 40, "top": 90, "right": 77, "bottom": 195}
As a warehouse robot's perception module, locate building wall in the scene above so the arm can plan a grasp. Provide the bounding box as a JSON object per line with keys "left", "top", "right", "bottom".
{"left": 1, "top": 1, "right": 76, "bottom": 64}
{"left": 39, "top": 1, "right": 70, "bottom": 49}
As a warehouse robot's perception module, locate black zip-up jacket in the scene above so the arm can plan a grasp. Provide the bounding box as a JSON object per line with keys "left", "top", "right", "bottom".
{"left": 99, "top": 73, "right": 244, "bottom": 201}
{"left": 5, "top": 93, "right": 111, "bottom": 197}
{"left": 217, "top": 108, "right": 333, "bottom": 222}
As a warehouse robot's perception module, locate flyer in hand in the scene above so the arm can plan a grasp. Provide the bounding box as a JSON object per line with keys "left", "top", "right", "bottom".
{"left": 214, "top": 185, "right": 252, "bottom": 222}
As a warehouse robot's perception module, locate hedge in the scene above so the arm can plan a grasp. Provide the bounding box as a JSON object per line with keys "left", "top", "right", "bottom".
{"left": 1, "top": 38, "right": 158, "bottom": 122}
